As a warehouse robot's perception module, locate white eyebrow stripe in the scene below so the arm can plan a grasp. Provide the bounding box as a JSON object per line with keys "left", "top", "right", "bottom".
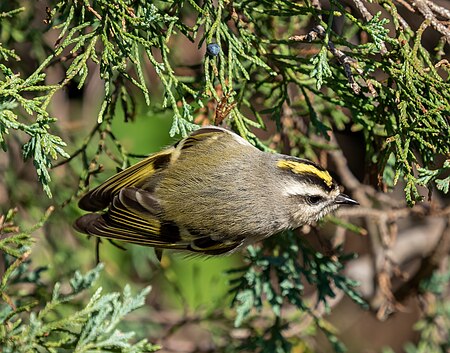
{"left": 282, "top": 182, "right": 326, "bottom": 197}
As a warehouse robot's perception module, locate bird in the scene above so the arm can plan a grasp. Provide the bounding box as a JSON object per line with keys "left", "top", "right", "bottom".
{"left": 74, "top": 126, "right": 358, "bottom": 256}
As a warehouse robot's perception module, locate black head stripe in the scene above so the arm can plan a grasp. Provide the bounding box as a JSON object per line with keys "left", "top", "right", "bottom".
{"left": 301, "top": 173, "right": 336, "bottom": 191}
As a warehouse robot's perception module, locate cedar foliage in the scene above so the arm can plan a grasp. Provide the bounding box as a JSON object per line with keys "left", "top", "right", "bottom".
{"left": 1, "top": 1, "right": 449, "bottom": 352}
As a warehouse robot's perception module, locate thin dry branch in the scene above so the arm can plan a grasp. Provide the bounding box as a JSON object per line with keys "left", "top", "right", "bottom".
{"left": 329, "top": 135, "right": 449, "bottom": 319}
{"left": 415, "top": 0, "right": 450, "bottom": 42}
{"left": 394, "top": 0, "right": 450, "bottom": 42}
{"left": 351, "top": 0, "right": 374, "bottom": 21}
{"left": 426, "top": 0, "right": 450, "bottom": 19}
{"left": 394, "top": 217, "right": 450, "bottom": 302}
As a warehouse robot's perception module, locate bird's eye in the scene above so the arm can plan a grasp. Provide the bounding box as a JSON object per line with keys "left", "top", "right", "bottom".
{"left": 307, "top": 195, "right": 323, "bottom": 205}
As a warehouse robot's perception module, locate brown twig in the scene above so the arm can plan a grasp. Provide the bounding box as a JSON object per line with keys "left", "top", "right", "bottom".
{"left": 351, "top": 0, "right": 374, "bottom": 21}
{"left": 395, "top": 0, "right": 416, "bottom": 12}
{"left": 401, "top": 0, "right": 450, "bottom": 43}
{"left": 426, "top": 0, "right": 450, "bottom": 19}
{"left": 394, "top": 218, "right": 450, "bottom": 302}
{"left": 86, "top": 5, "right": 102, "bottom": 21}
{"left": 327, "top": 133, "right": 450, "bottom": 319}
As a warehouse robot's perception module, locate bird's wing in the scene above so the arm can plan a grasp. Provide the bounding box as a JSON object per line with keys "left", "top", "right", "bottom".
{"left": 75, "top": 187, "right": 185, "bottom": 248}
{"left": 75, "top": 187, "right": 241, "bottom": 254}
{"left": 78, "top": 148, "right": 174, "bottom": 211}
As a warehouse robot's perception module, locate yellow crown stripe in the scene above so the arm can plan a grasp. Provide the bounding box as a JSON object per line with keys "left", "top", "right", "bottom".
{"left": 277, "top": 160, "right": 333, "bottom": 187}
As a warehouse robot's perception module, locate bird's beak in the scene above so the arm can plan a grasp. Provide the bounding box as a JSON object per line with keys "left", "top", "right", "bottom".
{"left": 335, "top": 193, "right": 359, "bottom": 205}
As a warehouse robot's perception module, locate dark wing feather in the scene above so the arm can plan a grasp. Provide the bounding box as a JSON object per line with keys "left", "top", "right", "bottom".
{"left": 78, "top": 148, "right": 174, "bottom": 211}
{"left": 75, "top": 187, "right": 243, "bottom": 254}
{"left": 188, "top": 237, "right": 242, "bottom": 255}
{"left": 75, "top": 188, "right": 187, "bottom": 249}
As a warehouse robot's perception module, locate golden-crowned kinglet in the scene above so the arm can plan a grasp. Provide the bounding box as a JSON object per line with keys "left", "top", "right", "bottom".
{"left": 75, "top": 126, "right": 358, "bottom": 255}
